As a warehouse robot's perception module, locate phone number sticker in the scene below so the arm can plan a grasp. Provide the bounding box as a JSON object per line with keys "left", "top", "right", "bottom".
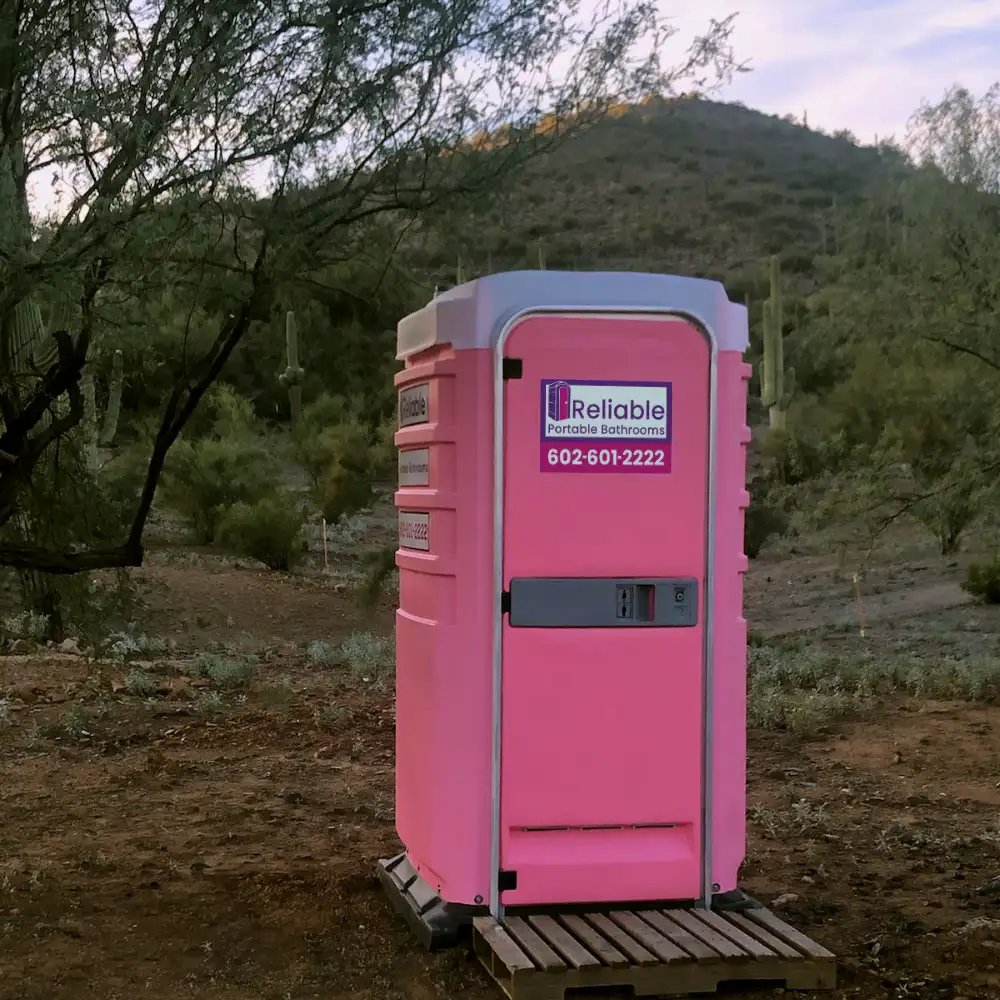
{"left": 398, "top": 511, "right": 430, "bottom": 550}
{"left": 543, "top": 446, "right": 669, "bottom": 472}
{"left": 539, "top": 378, "right": 672, "bottom": 473}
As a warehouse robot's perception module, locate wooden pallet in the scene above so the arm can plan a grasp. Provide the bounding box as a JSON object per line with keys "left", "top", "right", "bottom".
{"left": 473, "top": 906, "right": 836, "bottom": 999}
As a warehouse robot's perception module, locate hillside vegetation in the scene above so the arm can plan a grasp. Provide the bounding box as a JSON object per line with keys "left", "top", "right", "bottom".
{"left": 411, "top": 90, "right": 1000, "bottom": 575}
{"left": 411, "top": 96, "right": 905, "bottom": 422}
{"left": 4, "top": 55, "right": 1000, "bottom": 639}
{"left": 414, "top": 96, "right": 889, "bottom": 282}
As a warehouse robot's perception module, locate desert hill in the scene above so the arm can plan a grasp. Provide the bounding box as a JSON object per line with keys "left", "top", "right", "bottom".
{"left": 410, "top": 96, "right": 896, "bottom": 301}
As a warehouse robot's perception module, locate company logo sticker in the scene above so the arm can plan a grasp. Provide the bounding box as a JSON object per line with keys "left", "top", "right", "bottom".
{"left": 539, "top": 379, "right": 672, "bottom": 473}
{"left": 398, "top": 511, "right": 430, "bottom": 550}
{"left": 398, "top": 383, "right": 430, "bottom": 427}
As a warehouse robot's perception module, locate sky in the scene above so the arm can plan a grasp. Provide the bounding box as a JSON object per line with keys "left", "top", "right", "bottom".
{"left": 25, "top": 0, "right": 1000, "bottom": 215}
{"left": 667, "top": 0, "right": 1000, "bottom": 143}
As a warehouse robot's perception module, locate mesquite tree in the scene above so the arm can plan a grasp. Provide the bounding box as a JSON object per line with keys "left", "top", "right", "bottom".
{"left": 0, "top": 0, "right": 743, "bottom": 574}
{"left": 782, "top": 84, "right": 1000, "bottom": 556}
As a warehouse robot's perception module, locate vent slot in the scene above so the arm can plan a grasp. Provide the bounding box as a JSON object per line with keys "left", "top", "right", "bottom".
{"left": 516, "top": 823, "right": 679, "bottom": 833}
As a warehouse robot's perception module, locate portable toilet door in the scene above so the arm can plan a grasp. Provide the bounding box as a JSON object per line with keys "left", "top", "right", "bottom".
{"left": 492, "top": 308, "right": 715, "bottom": 913}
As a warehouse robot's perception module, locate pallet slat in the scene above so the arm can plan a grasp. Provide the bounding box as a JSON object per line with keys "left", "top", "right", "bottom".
{"left": 583, "top": 912, "right": 659, "bottom": 966}
{"left": 667, "top": 908, "right": 747, "bottom": 960}
{"left": 609, "top": 910, "right": 691, "bottom": 964}
{"left": 728, "top": 911, "right": 804, "bottom": 959}
{"left": 505, "top": 916, "right": 566, "bottom": 972}
{"left": 473, "top": 917, "right": 536, "bottom": 973}
{"left": 746, "top": 908, "right": 837, "bottom": 959}
{"left": 556, "top": 914, "right": 630, "bottom": 969}
{"left": 527, "top": 915, "right": 601, "bottom": 969}
{"left": 693, "top": 909, "right": 777, "bottom": 958}
{"left": 639, "top": 910, "right": 720, "bottom": 962}
{"left": 472, "top": 906, "right": 837, "bottom": 1000}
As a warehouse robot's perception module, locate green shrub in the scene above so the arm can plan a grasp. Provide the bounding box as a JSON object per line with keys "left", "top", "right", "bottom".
{"left": 96, "top": 448, "right": 149, "bottom": 537}
{"left": 963, "top": 560, "right": 1000, "bottom": 604}
{"left": 299, "top": 392, "right": 362, "bottom": 434}
{"left": 295, "top": 418, "right": 370, "bottom": 490}
{"left": 358, "top": 545, "right": 398, "bottom": 610}
{"left": 161, "top": 436, "right": 278, "bottom": 544}
{"left": 295, "top": 418, "right": 380, "bottom": 523}
{"left": 123, "top": 670, "right": 158, "bottom": 696}
{"left": 368, "top": 417, "right": 397, "bottom": 481}
{"left": 758, "top": 427, "right": 826, "bottom": 487}
{"left": 191, "top": 652, "right": 256, "bottom": 687}
{"left": 2, "top": 610, "right": 51, "bottom": 643}
{"left": 184, "top": 383, "right": 258, "bottom": 440}
{"left": 744, "top": 492, "right": 789, "bottom": 559}
{"left": 219, "top": 494, "right": 307, "bottom": 570}
{"left": 307, "top": 640, "right": 340, "bottom": 666}
{"left": 318, "top": 459, "right": 375, "bottom": 524}
{"left": 341, "top": 630, "right": 394, "bottom": 685}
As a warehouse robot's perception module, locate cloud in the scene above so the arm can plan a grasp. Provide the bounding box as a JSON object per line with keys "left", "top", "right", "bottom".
{"left": 662, "top": 0, "right": 1000, "bottom": 142}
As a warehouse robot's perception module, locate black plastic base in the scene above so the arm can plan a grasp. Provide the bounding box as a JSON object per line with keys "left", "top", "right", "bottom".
{"left": 377, "top": 853, "right": 488, "bottom": 951}
{"left": 711, "top": 887, "right": 764, "bottom": 912}
{"left": 378, "top": 854, "right": 761, "bottom": 951}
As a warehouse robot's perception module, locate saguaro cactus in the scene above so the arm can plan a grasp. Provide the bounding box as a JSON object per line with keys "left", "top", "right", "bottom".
{"left": 5, "top": 293, "right": 77, "bottom": 641}
{"left": 5, "top": 293, "right": 118, "bottom": 459}
{"left": 99, "top": 349, "right": 124, "bottom": 447}
{"left": 278, "top": 310, "right": 304, "bottom": 423}
{"left": 81, "top": 369, "right": 98, "bottom": 471}
{"left": 760, "top": 255, "right": 790, "bottom": 431}
{"left": 79, "top": 349, "right": 124, "bottom": 470}
{"left": 8, "top": 296, "right": 70, "bottom": 378}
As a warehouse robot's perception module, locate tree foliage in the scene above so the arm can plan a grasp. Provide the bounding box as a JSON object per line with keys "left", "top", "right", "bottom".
{"left": 0, "top": 0, "right": 743, "bottom": 572}
{"left": 765, "top": 83, "right": 1000, "bottom": 557}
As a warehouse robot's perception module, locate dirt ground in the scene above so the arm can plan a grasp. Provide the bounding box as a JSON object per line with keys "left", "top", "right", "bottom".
{"left": 2, "top": 520, "right": 1000, "bottom": 999}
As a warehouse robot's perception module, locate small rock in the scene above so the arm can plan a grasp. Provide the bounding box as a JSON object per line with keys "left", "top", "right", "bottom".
{"left": 978, "top": 876, "right": 1000, "bottom": 896}
{"left": 6, "top": 683, "right": 40, "bottom": 703}
{"left": 164, "top": 677, "right": 193, "bottom": 700}
{"left": 58, "top": 638, "right": 81, "bottom": 655}
{"left": 771, "top": 892, "right": 800, "bottom": 908}
{"left": 35, "top": 918, "right": 83, "bottom": 938}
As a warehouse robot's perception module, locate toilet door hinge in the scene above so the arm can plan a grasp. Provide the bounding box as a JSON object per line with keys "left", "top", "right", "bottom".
{"left": 498, "top": 869, "right": 518, "bottom": 891}
{"left": 502, "top": 358, "right": 523, "bottom": 380}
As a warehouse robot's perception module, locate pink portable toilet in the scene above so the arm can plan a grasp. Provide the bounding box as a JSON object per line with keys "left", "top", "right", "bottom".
{"left": 378, "top": 271, "right": 751, "bottom": 950}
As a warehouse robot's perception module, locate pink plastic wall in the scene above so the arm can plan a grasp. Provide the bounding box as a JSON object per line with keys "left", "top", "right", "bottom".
{"left": 394, "top": 346, "right": 495, "bottom": 904}
{"left": 392, "top": 319, "right": 749, "bottom": 908}
{"left": 709, "top": 351, "right": 752, "bottom": 895}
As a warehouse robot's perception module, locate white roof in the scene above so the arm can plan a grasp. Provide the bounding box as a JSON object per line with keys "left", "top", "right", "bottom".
{"left": 397, "top": 269, "right": 749, "bottom": 359}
